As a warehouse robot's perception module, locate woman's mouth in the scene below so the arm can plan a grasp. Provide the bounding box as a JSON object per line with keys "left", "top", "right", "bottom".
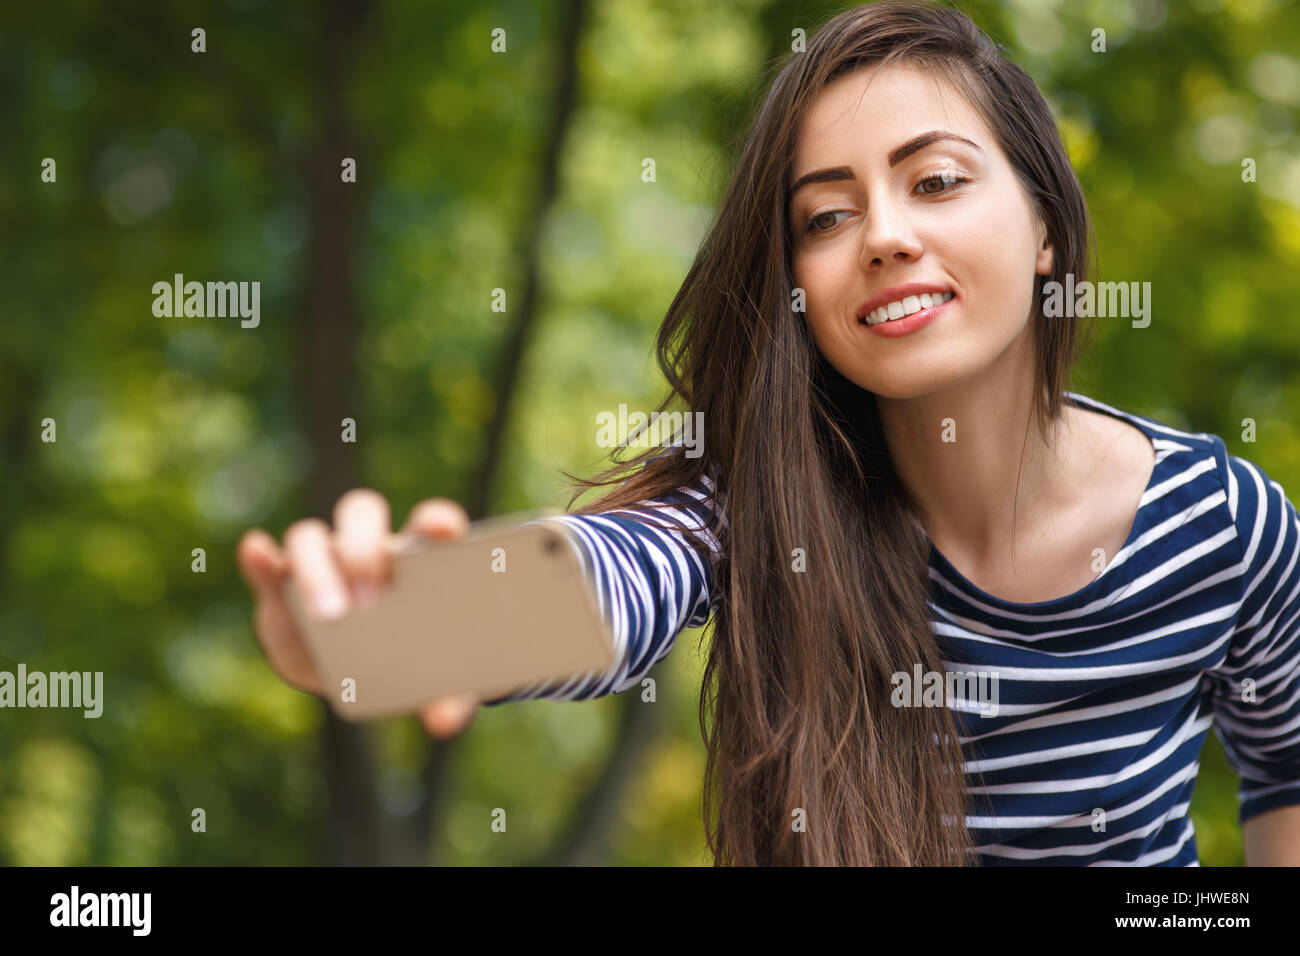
{"left": 859, "top": 292, "right": 954, "bottom": 338}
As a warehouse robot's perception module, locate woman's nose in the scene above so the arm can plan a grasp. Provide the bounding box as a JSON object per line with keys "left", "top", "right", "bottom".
{"left": 858, "top": 200, "right": 923, "bottom": 269}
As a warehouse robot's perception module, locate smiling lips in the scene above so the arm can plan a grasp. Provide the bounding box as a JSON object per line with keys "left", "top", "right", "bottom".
{"left": 860, "top": 291, "right": 954, "bottom": 326}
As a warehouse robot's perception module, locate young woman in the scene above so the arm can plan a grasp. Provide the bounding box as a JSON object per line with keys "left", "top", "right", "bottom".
{"left": 238, "top": 1, "right": 1300, "bottom": 866}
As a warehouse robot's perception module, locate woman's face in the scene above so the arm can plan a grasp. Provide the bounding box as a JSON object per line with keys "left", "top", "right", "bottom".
{"left": 788, "top": 62, "right": 1054, "bottom": 399}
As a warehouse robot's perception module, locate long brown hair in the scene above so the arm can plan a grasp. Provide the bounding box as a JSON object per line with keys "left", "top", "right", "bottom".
{"left": 562, "top": 0, "right": 1095, "bottom": 865}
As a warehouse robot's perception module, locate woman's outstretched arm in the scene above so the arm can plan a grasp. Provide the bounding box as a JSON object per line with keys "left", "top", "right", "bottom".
{"left": 480, "top": 473, "right": 725, "bottom": 705}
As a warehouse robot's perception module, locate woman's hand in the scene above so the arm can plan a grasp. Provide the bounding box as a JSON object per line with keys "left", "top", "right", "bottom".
{"left": 236, "top": 489, "right": 481, "bottom": 738}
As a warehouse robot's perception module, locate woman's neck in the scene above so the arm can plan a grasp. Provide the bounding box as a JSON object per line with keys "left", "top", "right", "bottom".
{"left": 874, "top": 349, "right": 1079, "bottom": 562}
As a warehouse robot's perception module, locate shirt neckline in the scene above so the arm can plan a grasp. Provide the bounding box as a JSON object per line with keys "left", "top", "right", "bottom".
{"left": 925, "top": 391, "right": 1164, "bottom": 612}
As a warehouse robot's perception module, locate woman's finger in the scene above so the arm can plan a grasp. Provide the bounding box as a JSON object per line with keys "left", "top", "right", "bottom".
{"left": 237, "top": 528, "right": 288, "bottom": 599}
{"left": 400, "top": 498, "right": 471, "bottom": 541}
{"left": 253, "top": 597, "right": 324, "bottom": 695}
{"left": 333, "top": 488, "right": 392, "bottom": 606}
{"left": 418, "top": 694, "right": 479, "bottom": 738}
{"left": 283, "top": 518, "right": 350, "bottom": 621}
{"left": 238, "top": 529, "right": 324, "bottom": 695}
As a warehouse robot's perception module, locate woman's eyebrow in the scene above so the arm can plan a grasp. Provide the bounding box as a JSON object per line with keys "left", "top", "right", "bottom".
{"left": 787, "top": 130, "right": 983, "bottom": 201}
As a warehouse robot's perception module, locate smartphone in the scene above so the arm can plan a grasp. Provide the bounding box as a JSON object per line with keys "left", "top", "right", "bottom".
{"left": 281, "top": 510, "right": 616, "bottom": 721}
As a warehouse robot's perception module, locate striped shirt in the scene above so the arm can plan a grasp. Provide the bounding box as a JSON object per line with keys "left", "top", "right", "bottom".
{"left": 486, "top": 391, "right": 1300, "bottom": 866}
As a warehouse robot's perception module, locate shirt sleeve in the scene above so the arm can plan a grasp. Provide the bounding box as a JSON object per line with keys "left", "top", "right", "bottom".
{"left": 478, "top": 471, "right": 726, "bottom": 705}
{"left": 1209, "top": 451, "right": 1300, "bottom": 824}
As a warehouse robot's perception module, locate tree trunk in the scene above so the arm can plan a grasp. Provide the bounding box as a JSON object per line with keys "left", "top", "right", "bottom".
{"left": 295, "top": 0, "right": 382, "bottom": 867}
{"left": 414, "top": 0, "right": 665, "bottom": 868}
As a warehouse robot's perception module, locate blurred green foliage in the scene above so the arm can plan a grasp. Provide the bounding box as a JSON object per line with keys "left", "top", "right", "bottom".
{"left": 0, "top": 0, "right": 1296, "bottom": 866}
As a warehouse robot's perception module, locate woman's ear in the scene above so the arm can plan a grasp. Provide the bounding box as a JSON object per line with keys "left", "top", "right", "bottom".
{"left": 1034, "top": 228, "right": 1054, "bottom": 277}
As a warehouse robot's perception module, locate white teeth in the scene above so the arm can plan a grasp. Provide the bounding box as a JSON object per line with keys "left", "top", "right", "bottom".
{"left": 864, "top": 291, "right": 952, "bottom": 325}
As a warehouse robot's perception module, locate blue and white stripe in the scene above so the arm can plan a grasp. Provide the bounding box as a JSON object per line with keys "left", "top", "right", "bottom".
{"left": 483, "top": 392, "right": 1300, "bottom": 866}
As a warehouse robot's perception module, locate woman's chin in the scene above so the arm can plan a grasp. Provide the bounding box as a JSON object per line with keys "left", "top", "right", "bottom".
{"left": 847, "top": 365, "right": 977, "bottom": 401}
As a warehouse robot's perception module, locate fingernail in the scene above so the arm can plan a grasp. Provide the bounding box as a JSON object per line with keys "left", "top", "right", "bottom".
{"left": 314, "top": 588, "right": 347, "bottom": 620}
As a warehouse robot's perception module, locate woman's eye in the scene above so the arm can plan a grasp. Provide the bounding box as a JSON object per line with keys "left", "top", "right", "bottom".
{"left": 915, "top": 173, "right": 968, "bottom": 195}
{"left": 804, "top": 176, "right": 968, "bottom": 235}
{"left": 804, "top": 209, "right": 851, "bottom": 234}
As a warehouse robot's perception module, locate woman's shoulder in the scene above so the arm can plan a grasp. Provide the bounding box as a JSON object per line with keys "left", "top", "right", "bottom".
{"left": 1219, "top": 447, "right": 1298, "bottom": 550}
{"left": 1065, "top": 390, "right": 1296, "bottom": 545}
{"left": 1066, "top": 390, "right": 1222, "bottom": 454}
